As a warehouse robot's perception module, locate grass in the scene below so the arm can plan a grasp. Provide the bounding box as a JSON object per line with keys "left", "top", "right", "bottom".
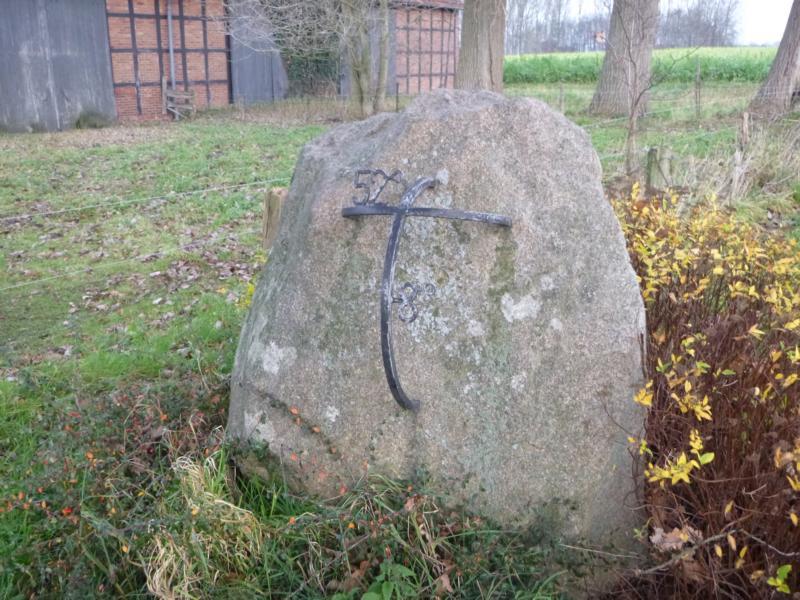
{"left": 506, "top": 80, "right": 753, "bottom": 157}
{"left": 506, "top": 80, "right": 800, "bottom": 225}
{"left": 137, "top": 448, "right": 562, "bottom": 598}
{"left": 0, "top": 116, "right": 323, "bottom": 595}
{"left": 504, "top": 46, "right": 778, "bottom": 85}
{"left": 1, "top": 75, "right": 799, "bottom": 596}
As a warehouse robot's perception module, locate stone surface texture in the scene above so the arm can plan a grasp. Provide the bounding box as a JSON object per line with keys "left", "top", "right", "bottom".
{"left": 228, "top": 90, "right": 646, "bottom": 548}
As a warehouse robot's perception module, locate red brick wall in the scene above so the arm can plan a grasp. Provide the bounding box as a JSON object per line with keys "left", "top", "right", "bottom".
{"left": 394, "top": 7, "right": 460, "bottom": 95}
{"left": 106, "top": 0, "right": 229, "bottom": 119}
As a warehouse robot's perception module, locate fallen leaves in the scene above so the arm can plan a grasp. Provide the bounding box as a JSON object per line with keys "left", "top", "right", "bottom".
{"left": 650, "top": 525, "right": 703, "bottom": 553}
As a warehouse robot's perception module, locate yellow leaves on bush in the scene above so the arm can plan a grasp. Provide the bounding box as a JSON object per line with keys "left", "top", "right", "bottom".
{"left": 672, "top": 391, "right": 713, "bottom": 422}
{"left": 646, "top": 451, "right": 705, "bottom": 487}
{"left": 634, "top": 384, "right": 653, "bottom": 407}
{"left": 628, "top": 436, "right": 652, "bottom": 457}
{"left": 617, "top": 192, "right": 800, "bottom": 321}
{"left": 645, "top": 429, "right": 714, "bottom": 487}
{"left": 617, "top": 188, "right": 800, "bottom": 594}
{"left": 617, "top": 190, "right": 800, "bottom": 489}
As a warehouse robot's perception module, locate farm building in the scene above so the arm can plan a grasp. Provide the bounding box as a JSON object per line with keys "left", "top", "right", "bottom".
{"left": 0, "top": 0, "right": 462, "bottom": 132}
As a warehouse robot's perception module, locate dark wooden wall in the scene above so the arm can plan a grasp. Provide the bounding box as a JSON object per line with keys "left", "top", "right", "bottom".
{"left": 0, "top": 0, "right": 117, "bottom": 132}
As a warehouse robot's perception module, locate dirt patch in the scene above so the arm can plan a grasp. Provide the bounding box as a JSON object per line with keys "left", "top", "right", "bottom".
{"left": 0, "top": 120, "right": 177, "bottom": 151}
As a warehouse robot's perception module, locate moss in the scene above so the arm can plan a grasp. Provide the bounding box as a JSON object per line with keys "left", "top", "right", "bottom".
{"left": 450, "top": 221, "right": 473, "bottom": 246}
{"left": 318, "top": 258, "right": 374, "bottom": 353}
{"left": 484, "top": 237, "right": 518, "bottom": 372}
{"left": 488, "top": 237, "right": 517, "bottom": 297}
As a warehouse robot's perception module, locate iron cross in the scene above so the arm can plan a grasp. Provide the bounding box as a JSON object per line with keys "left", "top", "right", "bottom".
{"left": 342, "top": 169, "right": 512, "bottom": 412}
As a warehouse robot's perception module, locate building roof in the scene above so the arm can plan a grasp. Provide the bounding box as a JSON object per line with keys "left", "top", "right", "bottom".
{"left": 391, "top": 0, "right": 464, "bottom": 10}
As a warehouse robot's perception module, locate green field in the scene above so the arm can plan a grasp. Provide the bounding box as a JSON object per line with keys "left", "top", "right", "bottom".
{"left": 505, "top": 46, "right": 777, "bottom": 84}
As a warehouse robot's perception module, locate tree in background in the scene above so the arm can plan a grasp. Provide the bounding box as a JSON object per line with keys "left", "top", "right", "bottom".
{"left": 589, "top": 0, "right": 660, "bottom": 117}
{"left": 506, "top": 0, "right": 735, "bottom": 55}
{"left": 224, "top": 0, "right": 391, "bottom": 117}
{"left": 657, "top": 0, "right": 738, "bottom": 48}
{"left": 506, "top": 0, "right": 608, "bottom": 54}
{"left": 456, "top": 0, "right": 506, "bottom": 92}
{"left": 749, "top": 0, "right": 800, "bottom": 118}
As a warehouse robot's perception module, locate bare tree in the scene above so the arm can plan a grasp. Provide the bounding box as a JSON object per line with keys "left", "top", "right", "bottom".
{"left": 506, "top": 0, "right": 535, "bottom": 55}
{"left": 506, "top": 0, "right": 601, "bottom": 54}
{"left": 224, "top": 0, "right": 391, "bottom": 117}
{"left": 589, "top": 0, "right": 659, "bottom": 117}
{"left": 457, "top": 0, "right": 506, "bottom": 92}
{"left": 658, "top": 0, "right": 738, "bottom": 48}
{"left": 749, "top": 0, "right": 800, "bottom": 118}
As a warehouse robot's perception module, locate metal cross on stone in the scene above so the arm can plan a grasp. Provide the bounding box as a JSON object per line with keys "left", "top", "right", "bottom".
{"left": 342, "top": 169, "right": 512, "bottom": 413}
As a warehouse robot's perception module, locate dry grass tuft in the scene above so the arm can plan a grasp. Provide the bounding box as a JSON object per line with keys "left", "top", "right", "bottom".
{"left": 144, "top": 448, "right": 263, "bottom": 599}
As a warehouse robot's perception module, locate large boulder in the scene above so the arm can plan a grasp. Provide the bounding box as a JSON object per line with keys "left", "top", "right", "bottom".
{"left": 228, "top": 90, "right": 646, "bottom": 548}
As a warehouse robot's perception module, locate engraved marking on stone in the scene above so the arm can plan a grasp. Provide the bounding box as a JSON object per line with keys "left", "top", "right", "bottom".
{"left": 342, "top": 169, "right": 512, "bottom": 412}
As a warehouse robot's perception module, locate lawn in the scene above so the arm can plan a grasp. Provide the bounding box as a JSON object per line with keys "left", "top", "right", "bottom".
{"left": 0, "top": 115, "right": 323, "bottom": 595}
{"left": 1, "top": 77, "right": 799, "bottom": 597}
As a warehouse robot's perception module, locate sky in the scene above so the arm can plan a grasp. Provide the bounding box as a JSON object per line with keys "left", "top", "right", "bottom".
{"left": 737, "top": 0, "right": 792, "bottom": 45}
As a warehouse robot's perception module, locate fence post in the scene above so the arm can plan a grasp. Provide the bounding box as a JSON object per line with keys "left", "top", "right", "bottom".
{"left": 658, "top": 149, "right": 673, "bottom": 190}
{"left": 694, "top": 58, "right": 701, "bottom": 122}
{"left": 645, "top": 147, "right": 658, "bottom": 192}
{"left": 728, "top": 112, "right": 752, "bottom": 206}
{"left": 739, "top": 111, "right": 751, "bottom": 151}
{"left": 263, "top": 188, "right": 287, "bottom": 251}
{"left": 645, "top": 146, "right": 673, "bottom": 193}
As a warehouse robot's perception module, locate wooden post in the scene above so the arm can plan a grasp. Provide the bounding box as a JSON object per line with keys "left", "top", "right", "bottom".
{"left": 263, "top": 187, "right": 288, "bottom": 250}
{"left": 645, "top": 146, "right": 672, "bottom": 193}
{"left": 658, "top": 149, "right": 673, "bottom": 189}
{"left": 739, "top": 111, "right": 751, "bottom": 151}
{"left": 730, "top": 111, "right": 751, "bottom": 206}
{"left": 694, "top": 58, "right": 701, "bottom": 122}
{"left": 730, "top": 149, "right": 745, "bottom": 206}
{"left": 645, "top": 147, "right": 658, "bottom": 192}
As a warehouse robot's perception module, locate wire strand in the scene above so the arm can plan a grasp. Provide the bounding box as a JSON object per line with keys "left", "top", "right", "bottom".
{"left": 0, "top": 178, "right": 289, "bottom": 222}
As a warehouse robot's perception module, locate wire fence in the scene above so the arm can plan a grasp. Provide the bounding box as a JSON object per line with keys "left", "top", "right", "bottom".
{"left": 2, "top": 79, "right": 798, "bottom": 357}
{"left": 0, "top": 178, "right": 288, "bottom": 222}
{"left": 2, "top": 226, "right": 264, "bottom": 351}
{"left": 0, "top": 174, "right": 280, "bottom": 352}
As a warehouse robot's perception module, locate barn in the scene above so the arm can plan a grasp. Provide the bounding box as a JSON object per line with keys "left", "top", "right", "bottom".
{"left": 0, "top": 0, "right": 462, "bottom": 132}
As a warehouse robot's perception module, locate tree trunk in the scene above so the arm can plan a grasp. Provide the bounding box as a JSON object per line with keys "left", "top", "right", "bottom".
{"left": 749, "top": 0, "right": 800, "bottom": 118}
{"left": 456, "top": 0, "right": 505, "bottom": 92}
{"left": 347, "top": 19, "right": 373, "bottom": 118}
{"left": 373, "top": 0, "right": 390, "bottom": 114}
{"left": 589, "top": 0, "right": 659, "bottom": 116}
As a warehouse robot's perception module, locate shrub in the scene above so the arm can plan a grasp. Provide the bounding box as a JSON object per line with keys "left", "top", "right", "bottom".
{"left": 74, "top": 111, "right": 111, "bottom": 129}
{"left": 612, "top": 188, "right": 800, "bottom": 597}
